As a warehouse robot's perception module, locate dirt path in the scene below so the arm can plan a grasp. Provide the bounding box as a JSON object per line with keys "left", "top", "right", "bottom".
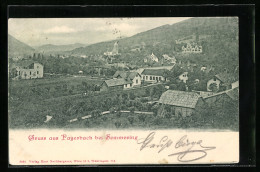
{"left": 68, "top": 110, "right": 154, "bottom": 123}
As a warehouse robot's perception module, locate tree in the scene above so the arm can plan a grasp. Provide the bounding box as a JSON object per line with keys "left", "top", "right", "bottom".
{"left": 208, "top": 83, "right": 218, "bottom": 92}
{"left": 127, "top": 116, "right": 134, "bottom": 125}
{"left": 128, "top": 92, "right": 136, "bottom": 100}
{"left": 149, "top": 87, "right": 155, "bottom": 100}
{"left": 115, "top": 121, "right": 121, "bottom": 128}
{"left": 138, "top": 114, "right": 146, "bottom": 123}
{"left": 91, "top": 110, "right": 101, "bottom": 119}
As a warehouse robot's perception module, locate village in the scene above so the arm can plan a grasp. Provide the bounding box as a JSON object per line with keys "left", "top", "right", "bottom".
{"left": 8, "top": 36, "right": 239, "bottom": 130}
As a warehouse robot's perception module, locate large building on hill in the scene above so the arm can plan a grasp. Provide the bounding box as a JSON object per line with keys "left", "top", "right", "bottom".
{"left": 182, "top": 42, "right": 202, "bottom": 53}
{"left": 10, "top": 60, "right": 44, "bottom": 79}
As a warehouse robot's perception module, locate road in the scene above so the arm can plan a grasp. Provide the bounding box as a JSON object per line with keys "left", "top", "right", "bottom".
{"left": 68, "top": 110, "right": 154, "bottom": 123}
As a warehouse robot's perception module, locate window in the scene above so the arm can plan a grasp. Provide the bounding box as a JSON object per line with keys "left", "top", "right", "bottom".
{"left": 150, "top": 76, "right": 152, "bottom": 80}
{"left": 143, "top": 76, "right": 145, "bottom": 80}
{"left": 136, "top": 79, "right": 138, "bottom": 84}
{"left": 146, "top": 76, "right": 148, "bottom": 80}
{"left": 156, "top": 77, "right": 158, "bottom": 80}
{"left": 30, "top": 71, "right": 31, "bottom": 75}
{"left": 153, "top": 77, "right": 155, "bottom": 80}
{"left": 213, "top": 78, "right": 216, "bottom": 81}
{"left": 159, "top": 77, "right": 161, "bottom": 80}
{"left": 37, "top": 71, "right": 39, "bottom": 74}
{"left": 130, "top": 83, "right": 132, "bottom": 87}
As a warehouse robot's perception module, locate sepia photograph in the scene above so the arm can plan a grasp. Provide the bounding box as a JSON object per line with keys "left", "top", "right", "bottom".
{"left": 8, "top": 16, "right": 241, "bottom": 165}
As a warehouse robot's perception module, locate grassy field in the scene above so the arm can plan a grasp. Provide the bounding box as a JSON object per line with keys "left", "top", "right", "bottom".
{"left": 9, "top": 75, "right": 103, "bottom": 88}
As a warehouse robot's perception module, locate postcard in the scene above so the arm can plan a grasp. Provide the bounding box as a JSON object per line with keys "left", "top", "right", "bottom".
{"left": 8, "top": 17, "right": 239, "bottom": 165}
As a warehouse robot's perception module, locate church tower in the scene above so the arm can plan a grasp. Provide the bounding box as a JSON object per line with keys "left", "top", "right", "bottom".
{"left": 112, "top": 41, "right": 119, "bottom": 55}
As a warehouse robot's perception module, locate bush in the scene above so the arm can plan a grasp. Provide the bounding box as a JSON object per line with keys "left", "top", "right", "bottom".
{"left": 115, "top": 121, "right": 121, "bottom": 128}
{"left": 128, "top": 92, "right": 136, "bottom": 100}
{"left": 127, "top": 116, "right": 134, "bottom": 125}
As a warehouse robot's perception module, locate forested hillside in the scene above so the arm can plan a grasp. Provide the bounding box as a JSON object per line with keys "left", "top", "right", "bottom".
{"left": 8, "top": 34, "right": 35, "bottom": 57}
{"left": 34, "top": 43, "right": 86, "bottom": 53}
{"left": 69, "top": 17, "right": 238, "bottom": 72}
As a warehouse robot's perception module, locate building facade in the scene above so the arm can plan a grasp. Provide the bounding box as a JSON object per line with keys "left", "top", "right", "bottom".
{"left": 12, "top": 61, "right": 44, "bottom": 79}
{"left": 113, "top": 71, "right": 142, "bottom": 87}
{"left": 141, "top": 69, "right": 168, "bottom": 83}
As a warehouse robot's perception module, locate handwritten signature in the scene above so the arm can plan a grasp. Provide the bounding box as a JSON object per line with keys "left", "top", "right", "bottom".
{"left": 137, "top": 132, "right": 216, "bottom": 162}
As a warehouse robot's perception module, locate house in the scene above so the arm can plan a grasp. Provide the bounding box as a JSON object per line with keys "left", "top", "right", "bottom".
{"left": 11, "top": 60, "right": 44, "bottom": 79}
{"left": 113, "top": 71, "right": 142, "bottom": 87}
{"left": 141, "top": 69, "right": 168, "bottom": 83}
{"left": 150, "top": 53, "right": 159, "bottom": 62}
{"left": 178, "top": 72, "right": 189, "bottom": 83}
{"left": 144, "top": 53, "right": 159, "bottom": 63}
{"left": 157, "top": 90, "right": 205, "bottom": 117}
{"left": 162, "top": 54, "right": 176, "bottom": 64}
{"left": 182, "top": 42, "right": 202, "bottom": 53}
{"left": 100, "top": 78, "right": 133, "bottom": 92}
{"left": 207, "top": 72, "right": 238, "bottom": 92}
{"left": 100, "top": 71, "right": 142, "bottom": 91}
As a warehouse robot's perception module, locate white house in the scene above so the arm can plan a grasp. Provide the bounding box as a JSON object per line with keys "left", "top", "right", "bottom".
{"left": 162, "top": 54, "right": 176, "bottom": 64}
{"left": 12, "top": 60, "right": 44, "bottom": 79}
{"left": 178, "top": 72, "right": 188, "bottom": 83}
{"left": 150, "top": 53, "right": 159, "bottom": 62}
{"left": 141, "top": 69, "right": 168, "bottom": 83}
{"left": 113, "top": 71, "right": 142, "bottom": 87}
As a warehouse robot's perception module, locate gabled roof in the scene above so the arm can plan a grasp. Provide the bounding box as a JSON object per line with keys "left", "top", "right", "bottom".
{"left": 16, "top": 60, "right": 35, "bottom": 68}
{"left": 104, "top": 78, "right": 132, "bottom": 87}
{"left": 158, "top": 90, "right": 201, "bottom": 108}
{"left": 141, "top": 69, "right": 167, "bottom": 76}
{"left": 203, "top": 87, "right": 239, "bottom": 101}
{"left": 225, "top": 87, "right": 239, "bottom": 101}
{"left": 15, "top": 60, "right": 42, "bottom": 68}
{"left": 215, "top": 72, "right": 237, "bottom": 84}
{"left": 113, "top": 71, "right": 140, "bottom": 80}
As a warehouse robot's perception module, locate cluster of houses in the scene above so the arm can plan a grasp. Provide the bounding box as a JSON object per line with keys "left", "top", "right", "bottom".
{"left": 100, "top": 65, "right": 239, "bottom": 92}
{"left": 100, "top": 65, "right": 239, "bottom": 118}
{"left": 9, "top": 60, "right": 44, "bottom": 80}
{"left": 144, "top": 53, "right": 176, "bottom": 64}
{"left": 157, "top": 87, "right": 238, "bottom": 118}
{"left": 100, "top": 67, "right": 174, "bottom": 91}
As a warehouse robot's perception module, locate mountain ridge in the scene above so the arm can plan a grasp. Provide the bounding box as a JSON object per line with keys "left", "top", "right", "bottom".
{"left": 8, "top": 34, "right": 35, "bottom": 57}
{"left": 34, "top": 43, "right": 86, "bottom": 53}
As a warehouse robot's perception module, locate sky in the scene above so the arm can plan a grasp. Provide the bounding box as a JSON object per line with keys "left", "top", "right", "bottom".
{"left": 8, "top": 17, "right": 191, "bottom": 47}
